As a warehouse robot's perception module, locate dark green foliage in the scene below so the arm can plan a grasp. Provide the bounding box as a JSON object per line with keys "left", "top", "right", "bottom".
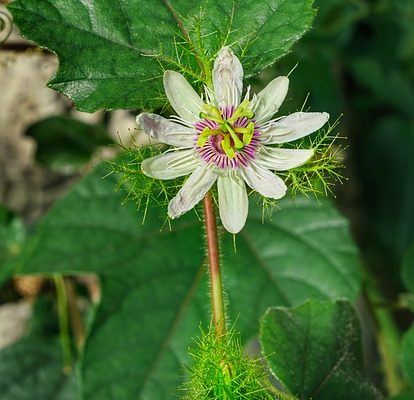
{"left": 401, "top": 325, "right": 414, "bottom": 388}
{"left": 0, "top": 207, "right": 25, "bottom": 285}
{"left": 260, "top": 300, "right": 383, "bottom": 400}
{"left": 8, "top": 159, "right": 360, "bottom": 399}
{"left": 26, "top": 116, "right": 113, "bottom": 173}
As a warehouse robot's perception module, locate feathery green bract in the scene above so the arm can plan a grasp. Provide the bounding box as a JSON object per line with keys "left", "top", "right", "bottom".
{"left": 182, "top": 326, "right": 288, "bottom": 400}
{"left": 110, "top": 144, "right": 185, "bottom": 225}
{"left": 281, "top": 119, "right": 345, "bottom": 197}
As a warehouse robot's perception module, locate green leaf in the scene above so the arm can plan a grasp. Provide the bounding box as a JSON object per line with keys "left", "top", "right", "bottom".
{"left": 402, "top": 242, "right": 414, "bottom": 293}
{"left": 9, "top": 0, "right": 315, "bottom": 112}
{"left": 399, "top": 293, "right": 414, "bottom": 313}
{"left": 260, "top": 300, "right": 383, "bottom": 400}
{"left": 0, "top": 207, "right": 25, "bottom": 285}
{"left": 401, "top": 325, "right": 414, "bottom": 387}
{"left": 312, "top": 0, "right": 368, "bottom": 39}
{"left": 25, "top": 116, "right": 113, "bottom": 173}
{"left": 388, "top": 393, "right": 414, "bottom": 400}
{"left": 350, "top": 58, "right": 414, "bottom": 116}
{"left": 0, "top": 337, "right": 77, "bottom": 400}
{"left": 14, "top": 158, "right": 360, "bottom": 399}
{"left": 354, "top": 116, "right": 414, "bottom": 268}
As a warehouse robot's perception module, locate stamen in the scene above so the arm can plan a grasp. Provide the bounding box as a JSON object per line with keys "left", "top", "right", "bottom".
{"left": 199, "top": 112, "right": 223, "bottom": 123}
{"left": 227, "top": 99, "right": 254, "bottom": 123}
{"left": 202, "top": 104, "right": 223, "bottom": 120}
{"left": 221, "top": 135, "right": 236, "bottom": 159}
{"left": 242, "top": 122, "right": 255, "bottom": 146}
{"left": 224, "top": 122, "right": 244, "bottom": 150}
{"left": 196, "top": 128, "right": 213, "bottom": 147}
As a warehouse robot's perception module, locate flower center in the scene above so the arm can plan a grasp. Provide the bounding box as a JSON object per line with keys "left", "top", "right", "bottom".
{"left": 196, "top": 100, "right": 255, "bottom": 159}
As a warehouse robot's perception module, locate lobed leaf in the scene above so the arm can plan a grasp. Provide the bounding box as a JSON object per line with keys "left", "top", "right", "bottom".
{"left": 9, "top": 0, "right": 315, "bottom": 112}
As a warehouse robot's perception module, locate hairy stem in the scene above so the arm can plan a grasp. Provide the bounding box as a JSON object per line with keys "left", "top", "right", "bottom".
{"left": 53, "top": 274, "right": 72, "bottom": 374}
{"left": 203, "top": 192, "right": 226, "bottom": 336}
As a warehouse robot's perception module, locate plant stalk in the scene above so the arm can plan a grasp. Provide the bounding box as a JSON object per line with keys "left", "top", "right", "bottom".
{"left": 364, "top": 279, "right": 405, "bottom": 395}
{"left": 65, "top": 278, "right": 85, "bottom": 351}
{"left": 53, "top": 274, "right": 72, "bottom": 374}
{"left": 203, "top": 192, "right": 226, "bottom": 336}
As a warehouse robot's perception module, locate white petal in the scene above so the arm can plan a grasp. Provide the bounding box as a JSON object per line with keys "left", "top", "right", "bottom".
{"left": 163, "top": 70, "right": 203, "bottom": 123}
{"left": 137, "top": 113, "right": 194, "bottom": 147}
{"left": 217, "top": 172, "right": 248, "bottom": 234}
{"left": 168, "top": 165, "right": 218, "bottom": 218}
{"left": 241, "top": 162, "right": 287, "bottom": 199}
{"left": 213, "top": 47, "right": 243, "bottom": 107}
{"left": 141, "top": 149, "right": 199, "bottom": 180}
{"left": 261, "top": 112, "right": 329, "bottom": 144}
{"left": 251, "top": 76, "right": 289, "bottom": 124}
{"left": 257, "top": 147, "right": 314, "bottom": 171}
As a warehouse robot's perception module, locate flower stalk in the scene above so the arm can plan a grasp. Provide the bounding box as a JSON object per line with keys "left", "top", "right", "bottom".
{"left": 203, "top": 191, "right": 226, "bottom": 336}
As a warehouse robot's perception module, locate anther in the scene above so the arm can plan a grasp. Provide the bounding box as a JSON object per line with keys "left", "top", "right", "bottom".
{"left": 221, "top": 135, "right": 236, "bottom": 159}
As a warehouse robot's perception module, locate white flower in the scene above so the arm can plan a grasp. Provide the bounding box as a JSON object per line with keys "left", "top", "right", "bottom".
{"left": 136, "top": 47, "right": 329, "bottom": 234}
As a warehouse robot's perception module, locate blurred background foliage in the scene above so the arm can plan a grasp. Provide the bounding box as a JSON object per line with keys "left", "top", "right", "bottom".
{"left": 1, "top": 0, "right": 414, "bottom": 399}
{"left": 274, "top": 0, "right": 414, "bottom": 297}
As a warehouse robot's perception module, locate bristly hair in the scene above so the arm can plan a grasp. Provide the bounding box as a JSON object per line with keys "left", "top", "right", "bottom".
{"left": 279, "top": 116, "right": 345, "bottom": 198}
{"left": 180, "top": 324, "right": 295, "bottom": 399}
{"left": 109, "top": 140, "right": 184, "bottom": 225}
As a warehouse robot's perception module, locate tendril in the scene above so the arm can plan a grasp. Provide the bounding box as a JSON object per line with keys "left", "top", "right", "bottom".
{"left": 0, "top": 11, "right": 12, "bottom": 45}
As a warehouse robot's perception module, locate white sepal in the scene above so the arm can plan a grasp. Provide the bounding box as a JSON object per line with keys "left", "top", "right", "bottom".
{"left": 256, "top": 147, "right": 314, "bottom": 171}
{"left": 212, "top": 47, "right": 243, "bottom": 107}
{"left": 241, "top": 162, "right": 287, "bottom": 199}
{"left": 217, "top": 172, "right": 248, "bottom": 234}
{"left": 261, "top": 112, "right": 329, "bottom": 144}
{"left": 163, "top": 70, "right": 203, "bottom": 123}
{"left": 168, "top": 165, "right": 218, "bottom": 218}
{"left": 251, "top": 76, "right": 289, "bottom": 124}
{"left": 141, "top": 149, "right": 199, "bottom": 180}
{"left": 137, "top": 113, "right": 194, "bottom": 147}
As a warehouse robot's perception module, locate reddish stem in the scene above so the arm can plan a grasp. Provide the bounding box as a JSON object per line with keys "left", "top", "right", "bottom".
{"left": 203, "top": 192, "right": 226, "bottom": 336}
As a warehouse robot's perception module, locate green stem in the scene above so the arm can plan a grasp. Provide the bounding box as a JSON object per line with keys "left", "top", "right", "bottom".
{"left": 65, "top": 278, "right": 85, "bottom": 351}
{"left": 53, "top": 274, "right": 72, "bottom": 374}
{"left": 364, "top": 276, "right": 405, "bottom": 395}
{"left": 203, "top": 192, "right": 226, "bottom": 336}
